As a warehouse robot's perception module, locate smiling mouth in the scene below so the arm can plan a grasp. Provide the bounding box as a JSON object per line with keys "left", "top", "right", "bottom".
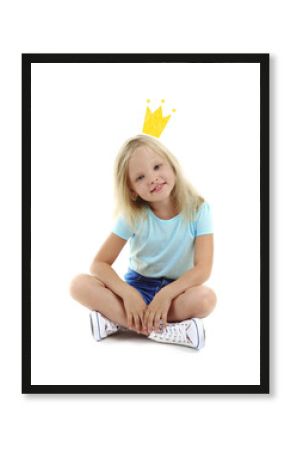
{"left": 151, "top": 183, "right": 166, "bottom": 193}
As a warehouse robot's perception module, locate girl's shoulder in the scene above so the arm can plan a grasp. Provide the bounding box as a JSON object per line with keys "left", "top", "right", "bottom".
{"left": 112, "top": 215, "right": 134, "bottom": 240}
{"left": 195, "top": 201, "right": 211, "bottom": 218}
{"left": 112, "top": 209, "right": 148, "bottom": 239}
{"left": 190, "top": 201, "right": 214, "bottom": 236}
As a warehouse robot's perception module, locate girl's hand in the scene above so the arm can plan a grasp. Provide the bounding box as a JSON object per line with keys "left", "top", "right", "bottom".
{"left": 143, "top": 290, "right": 173, "bottom": 334}
{"left": 122, "top": 286, "right": 147, "bottom": 333}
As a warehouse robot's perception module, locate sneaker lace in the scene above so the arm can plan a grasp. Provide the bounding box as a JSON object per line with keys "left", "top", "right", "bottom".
{"left": 154, "top": 322, "right": 189, "bottom": 344}
{"left": 105, "top": 320, "right": 118, "bottom": 335}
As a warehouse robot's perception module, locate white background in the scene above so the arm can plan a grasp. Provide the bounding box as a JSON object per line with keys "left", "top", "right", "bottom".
{"left": 0, "top": 0, "right": 288, "bottom": 449}
{"left": 31, "top": 62, "right": 260, "bottom": 386}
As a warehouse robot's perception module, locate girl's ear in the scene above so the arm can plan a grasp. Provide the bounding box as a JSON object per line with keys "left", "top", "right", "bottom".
{"left": 130, "top": 189, "right": 138, "bottom": 201}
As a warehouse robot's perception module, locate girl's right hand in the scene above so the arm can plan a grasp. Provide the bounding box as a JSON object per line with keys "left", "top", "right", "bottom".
{"left": 121, "top": 286, "right": 147, "bottom": 333}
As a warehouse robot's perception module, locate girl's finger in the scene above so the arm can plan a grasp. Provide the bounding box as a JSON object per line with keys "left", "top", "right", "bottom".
{"left": 154, "top": 313, "right": 162, "bottom": 332}
{"left": 140, "top": 311, "right": 147, "bottom": 330}
{"left": 161, "top": 312, "right": 168, "bottom": 330}
{"left": 134, "top": 314, "right": 141, "bottom": 333}
{"left": 127, "top": 312, "right": 133, "bottom": 329}
{"left": 147, "top": 311, "right": 155, "bottom": 334}
{"left": 142, "top": 310, "right": 150, "bottom": 330}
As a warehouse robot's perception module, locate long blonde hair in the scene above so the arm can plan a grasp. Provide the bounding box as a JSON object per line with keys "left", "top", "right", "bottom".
{"left": 113, "top": 134, "right": 204, "bottom": 230}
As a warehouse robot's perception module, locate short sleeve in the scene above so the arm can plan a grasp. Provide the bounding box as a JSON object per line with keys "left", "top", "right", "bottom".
{"left": 191, "top": 202, "right": 214, "bottom": 237}
{"left": 112, "top": 215, "right": 134, "bottom": 241}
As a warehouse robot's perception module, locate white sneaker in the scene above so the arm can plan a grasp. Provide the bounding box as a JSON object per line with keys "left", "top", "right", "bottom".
{"left": 148, "top": 318, "right": 205, "bottom": 350}
{"left": 89, "top": 311, "right": 119, "bottom": 341}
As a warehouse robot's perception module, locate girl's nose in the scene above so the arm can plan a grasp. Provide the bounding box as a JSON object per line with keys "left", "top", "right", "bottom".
{"left": 150, "top": 174, "right": 159, "bottom": 184}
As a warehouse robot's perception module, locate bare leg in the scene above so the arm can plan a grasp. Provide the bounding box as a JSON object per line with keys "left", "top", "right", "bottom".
{"left": 70, "top": 274, "right": 148, "bottom": 335}
{"left": 167, "top": 285, "right": 217, "bottom": 322}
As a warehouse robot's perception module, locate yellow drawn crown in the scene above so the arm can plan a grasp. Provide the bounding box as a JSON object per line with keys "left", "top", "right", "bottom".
{"left": 142, "top": 99, "right": 175, "bottom": 138}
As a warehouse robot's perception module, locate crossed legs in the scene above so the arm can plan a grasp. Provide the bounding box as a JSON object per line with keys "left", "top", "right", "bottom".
{"left": 70, "top": 274, "right": 217, "bottom": 335}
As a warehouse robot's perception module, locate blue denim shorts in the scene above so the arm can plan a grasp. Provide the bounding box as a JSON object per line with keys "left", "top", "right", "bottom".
{"left": 124, "top": 268, "right": 175, "bottom": 305}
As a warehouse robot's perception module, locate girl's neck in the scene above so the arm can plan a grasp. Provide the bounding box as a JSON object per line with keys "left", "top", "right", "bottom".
{"left": 149, "top": 198, "right": 179, "bottom": 220}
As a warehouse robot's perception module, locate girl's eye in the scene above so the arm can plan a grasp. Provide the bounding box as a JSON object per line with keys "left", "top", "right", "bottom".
{"left": 136, "top": 175, "right": 144, "bottom": 181}
{"left": 154, "top": 164, "right": 162, "bottom": 170}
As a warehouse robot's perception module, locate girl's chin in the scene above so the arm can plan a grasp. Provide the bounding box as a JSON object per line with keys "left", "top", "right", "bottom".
{"left": 147, "top": 194, "right": 173, "bottom": 205}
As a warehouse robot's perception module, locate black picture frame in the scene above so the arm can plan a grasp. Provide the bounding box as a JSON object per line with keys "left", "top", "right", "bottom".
{"left": 22, "top": 53, "right": 269, "bottom": 394}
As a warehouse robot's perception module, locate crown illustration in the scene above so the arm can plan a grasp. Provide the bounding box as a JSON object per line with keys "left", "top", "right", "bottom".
{"left": 142, "top": 99, "right": 175, "bottom": 138}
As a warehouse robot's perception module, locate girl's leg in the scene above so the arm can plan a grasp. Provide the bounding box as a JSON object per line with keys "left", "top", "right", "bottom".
{"left": 70, "top": 274, "right": 148, "bottom": 335}
{"left": 167, "top": 285, "right": 217, "bottom": 322}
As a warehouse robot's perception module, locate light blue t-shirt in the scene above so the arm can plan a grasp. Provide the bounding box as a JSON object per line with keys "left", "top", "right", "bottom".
{"left": 112, "top": 202, "right": 213, "bottom": 280}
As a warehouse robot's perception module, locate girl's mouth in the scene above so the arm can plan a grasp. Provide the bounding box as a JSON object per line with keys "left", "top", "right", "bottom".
{"left": 151, "top": 183, "right": 166, "bottom": 193}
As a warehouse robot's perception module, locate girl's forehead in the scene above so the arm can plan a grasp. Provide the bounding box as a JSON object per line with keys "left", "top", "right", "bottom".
{"left": 130, "top": 146, "right": 163, "bottom": 163}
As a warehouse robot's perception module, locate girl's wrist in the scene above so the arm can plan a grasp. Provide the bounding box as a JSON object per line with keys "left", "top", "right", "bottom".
{"left": 117, "top": 282, "right": 135, "bottom": 300}
{"left": 160, "top": 284, "right": 175, "bottom": 302}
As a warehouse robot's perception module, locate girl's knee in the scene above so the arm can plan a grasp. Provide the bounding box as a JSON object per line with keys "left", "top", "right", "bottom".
{"left": 198, "top": 286, "right": 217, "bottom": 316}
{"left": 69, "top": 273, "right": 104, "bottom": 299}
{"left": 70, "top": 274, "right": 90, "bottom": 299}
{"left": 206, "top": 287, "right": 217, "bottom": 310}
{"left": 183, "top": 285, "right": 217, "bottom": 318}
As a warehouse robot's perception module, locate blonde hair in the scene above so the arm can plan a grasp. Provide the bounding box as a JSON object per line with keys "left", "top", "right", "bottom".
{"left": 113, "top": 134, "right": 204, "bottom": 230}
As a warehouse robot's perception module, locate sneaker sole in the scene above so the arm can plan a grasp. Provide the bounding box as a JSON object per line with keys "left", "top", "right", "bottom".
{"left": 192, "top": 318, "right": 205, "bottom": 350}
{"left": 89, "top": 312, "right": 101, "bottom": 341}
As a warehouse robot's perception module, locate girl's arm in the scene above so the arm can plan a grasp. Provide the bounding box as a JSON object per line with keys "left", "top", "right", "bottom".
{"left": 90, "top": 233, "right": 147, "bottom": 332}
{"left": 161, "top": 234, "right": 214, "bottom": 301}
{"left": 90, "top": 233, "right": 130, "bottom": 298}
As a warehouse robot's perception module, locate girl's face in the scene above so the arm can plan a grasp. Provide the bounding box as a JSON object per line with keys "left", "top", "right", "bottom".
{"left": 128, "top": 146, "right": 176, "bottom": 205}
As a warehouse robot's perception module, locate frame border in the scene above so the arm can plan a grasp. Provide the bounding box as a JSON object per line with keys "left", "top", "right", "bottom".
{"left": 22, "top": 53, "right": 269, "bottom": 394}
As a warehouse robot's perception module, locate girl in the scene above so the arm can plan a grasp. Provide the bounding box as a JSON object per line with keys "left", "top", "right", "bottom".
{"left": 70, "top": 134, "right": 217, "bottom": 349}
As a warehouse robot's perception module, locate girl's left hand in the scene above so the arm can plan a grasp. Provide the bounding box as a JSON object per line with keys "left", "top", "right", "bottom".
{"left": 143, "top": 290, "right": 173, "bottom": 334}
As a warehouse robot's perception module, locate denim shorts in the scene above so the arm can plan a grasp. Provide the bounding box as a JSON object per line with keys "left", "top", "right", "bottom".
{"left": 124, "top": 268, "right": 175, "bottom": 305}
